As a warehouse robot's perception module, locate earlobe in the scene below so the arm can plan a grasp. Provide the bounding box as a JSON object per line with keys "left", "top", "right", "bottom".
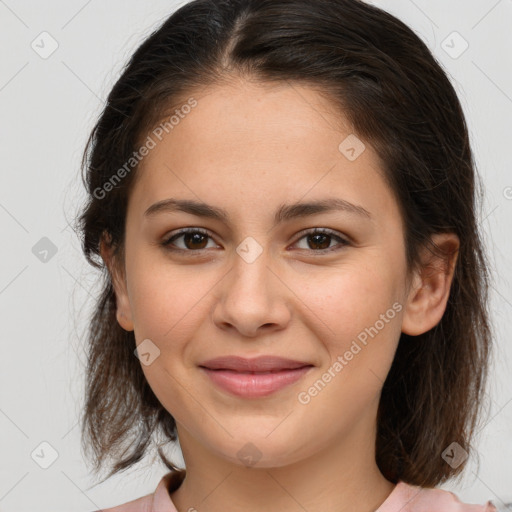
{"left": 99, "top": 232, "right": 135, "bottom": 332}
{"left": 115, "top": 308, "right": 134, "bottom": 332}
{"left": 401, "top": 233, "right": 459, "bottom": 336}
{"left": 113, "top": 286, "right": 135, "bottom": 332}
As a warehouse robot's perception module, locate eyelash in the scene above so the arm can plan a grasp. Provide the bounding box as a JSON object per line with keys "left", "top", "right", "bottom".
{"left": 161, "top": 227, "right": 350, "bottom": 255}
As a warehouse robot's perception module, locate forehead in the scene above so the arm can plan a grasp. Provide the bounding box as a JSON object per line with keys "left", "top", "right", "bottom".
{"left": 129, "top": 79, "right": 398, "bottom": 227}
{"left": 154, "top": 79, "right": 352, "bottom": 163}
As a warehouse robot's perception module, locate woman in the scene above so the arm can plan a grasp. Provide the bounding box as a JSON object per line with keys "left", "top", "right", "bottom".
{"left": 76, "top": 0, "right": 497, "bottom": 510}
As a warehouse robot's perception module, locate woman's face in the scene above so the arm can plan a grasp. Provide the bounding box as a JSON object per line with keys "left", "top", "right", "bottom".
{"left": 108, "top": 79, "right": 420, "bottom": 468}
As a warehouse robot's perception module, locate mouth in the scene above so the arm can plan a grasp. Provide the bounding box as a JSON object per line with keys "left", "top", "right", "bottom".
{"left": 203, "top": 368, "right": 311, "bottom": 374}
{"left": 198, "top": 355, "right": 314, "bottom": 398}
{"left": 198, "top": 355, "right": 313, "bottom": 372}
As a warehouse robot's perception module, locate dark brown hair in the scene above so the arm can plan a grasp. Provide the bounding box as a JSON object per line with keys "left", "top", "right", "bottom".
{"left": 75, "top": 0, "right": 493, "bottom": 488}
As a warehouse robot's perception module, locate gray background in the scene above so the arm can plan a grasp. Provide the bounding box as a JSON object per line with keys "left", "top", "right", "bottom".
{"left": 0, "top": 1, "right": 511, "bottom": 511}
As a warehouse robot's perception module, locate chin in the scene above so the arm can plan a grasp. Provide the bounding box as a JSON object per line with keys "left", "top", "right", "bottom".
{"left": 208, "top": 432, "right": 311, "bottom": 469}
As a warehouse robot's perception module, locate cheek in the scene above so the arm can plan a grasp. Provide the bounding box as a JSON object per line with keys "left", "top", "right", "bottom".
{"left": 296, "top": 258, "right": 401, "bottom": 336}
{"left": 294, "top": 258, "right": 403, "bottom": 390}
{"left": 127, "top": 254, "right": 215, "bottom": 345}
{"left": 128, "top": 261, "right": 214, "bottom": 421}
{"left": 293, "top": 265, "right": 402, "bottom": 415}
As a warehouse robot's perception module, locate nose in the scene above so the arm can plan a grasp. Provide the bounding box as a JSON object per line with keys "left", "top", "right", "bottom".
{"left": 211, "top": 243, "right": 292, "bottom": 338}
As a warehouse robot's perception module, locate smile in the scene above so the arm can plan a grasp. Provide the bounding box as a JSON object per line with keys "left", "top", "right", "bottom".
{"left": 199, "top": 366, "right": 313, "bottom": 398}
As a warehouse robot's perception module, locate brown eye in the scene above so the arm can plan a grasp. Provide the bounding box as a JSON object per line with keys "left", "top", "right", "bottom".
{"left": 161, "top": 227, "right": 349, "bottom": 255}
{"left": 182, "top": 232, "right": 209, "bottom": 250}
{"left": 307, "top": 233, "right": 331, "bottom": 250}
{"left": 294, "top": 229, "right": 350, "bottom": 253}
{"left": 162, "top": 228, "right": 217, "bottom": 251}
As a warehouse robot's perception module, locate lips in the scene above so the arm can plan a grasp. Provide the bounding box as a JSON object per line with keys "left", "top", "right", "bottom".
{"left": 198, "top": 355, "right": 314, "bottom": 398}
{"left": 198, "top": 355, "right": 312, "bottom": 373}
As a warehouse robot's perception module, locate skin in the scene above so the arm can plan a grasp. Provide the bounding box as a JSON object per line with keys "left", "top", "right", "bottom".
{"left": 101, "top": 78, "right": 459, "bottom": 512}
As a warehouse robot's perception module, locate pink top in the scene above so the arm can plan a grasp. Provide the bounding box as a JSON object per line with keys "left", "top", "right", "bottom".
{"left": 94, "top": 470, "right": 498, "bottom": 512}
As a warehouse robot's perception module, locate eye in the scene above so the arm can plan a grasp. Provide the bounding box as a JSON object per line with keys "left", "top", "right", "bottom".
{"left": 292, "top": 228, "right": 350, "bottom": 253}
{"left": 161, "top": 227, "right": 350, "bottom": 254}
{"left": 161, "top": 228, "right": 218, "bottom": 252}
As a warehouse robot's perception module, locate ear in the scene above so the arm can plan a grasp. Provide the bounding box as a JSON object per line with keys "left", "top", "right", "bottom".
{"left": 401, "top": 233, "right": 460, "bottom": 336}
{"left": 99, "top": 231, "right": 134, "bottom": 332}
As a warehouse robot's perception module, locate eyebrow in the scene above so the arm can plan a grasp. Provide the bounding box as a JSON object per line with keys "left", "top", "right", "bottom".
{"left": 143, "top": 197, "right": 372, "bottom": 224}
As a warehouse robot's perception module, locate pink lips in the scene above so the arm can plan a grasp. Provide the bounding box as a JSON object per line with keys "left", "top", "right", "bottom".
{"left": 199, "top": 355, "right": 314, "bottom": 398}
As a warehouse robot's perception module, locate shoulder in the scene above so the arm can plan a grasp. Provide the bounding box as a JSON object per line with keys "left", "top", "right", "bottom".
{"left": 378, "top": 481, "right": 498, "bottom": 512}
{"left": 89, "top": 493, "right": 153, "bottom": 512}
{"left": 89, "top": 470, "right": 185, "bottom": 512}
{"left": 90, "top": 492, "right": 153, "bottom": 512}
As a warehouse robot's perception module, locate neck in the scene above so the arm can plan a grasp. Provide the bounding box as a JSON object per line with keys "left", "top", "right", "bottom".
{"left": 169, "top": 420, "right": 396, "bottom": 512}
